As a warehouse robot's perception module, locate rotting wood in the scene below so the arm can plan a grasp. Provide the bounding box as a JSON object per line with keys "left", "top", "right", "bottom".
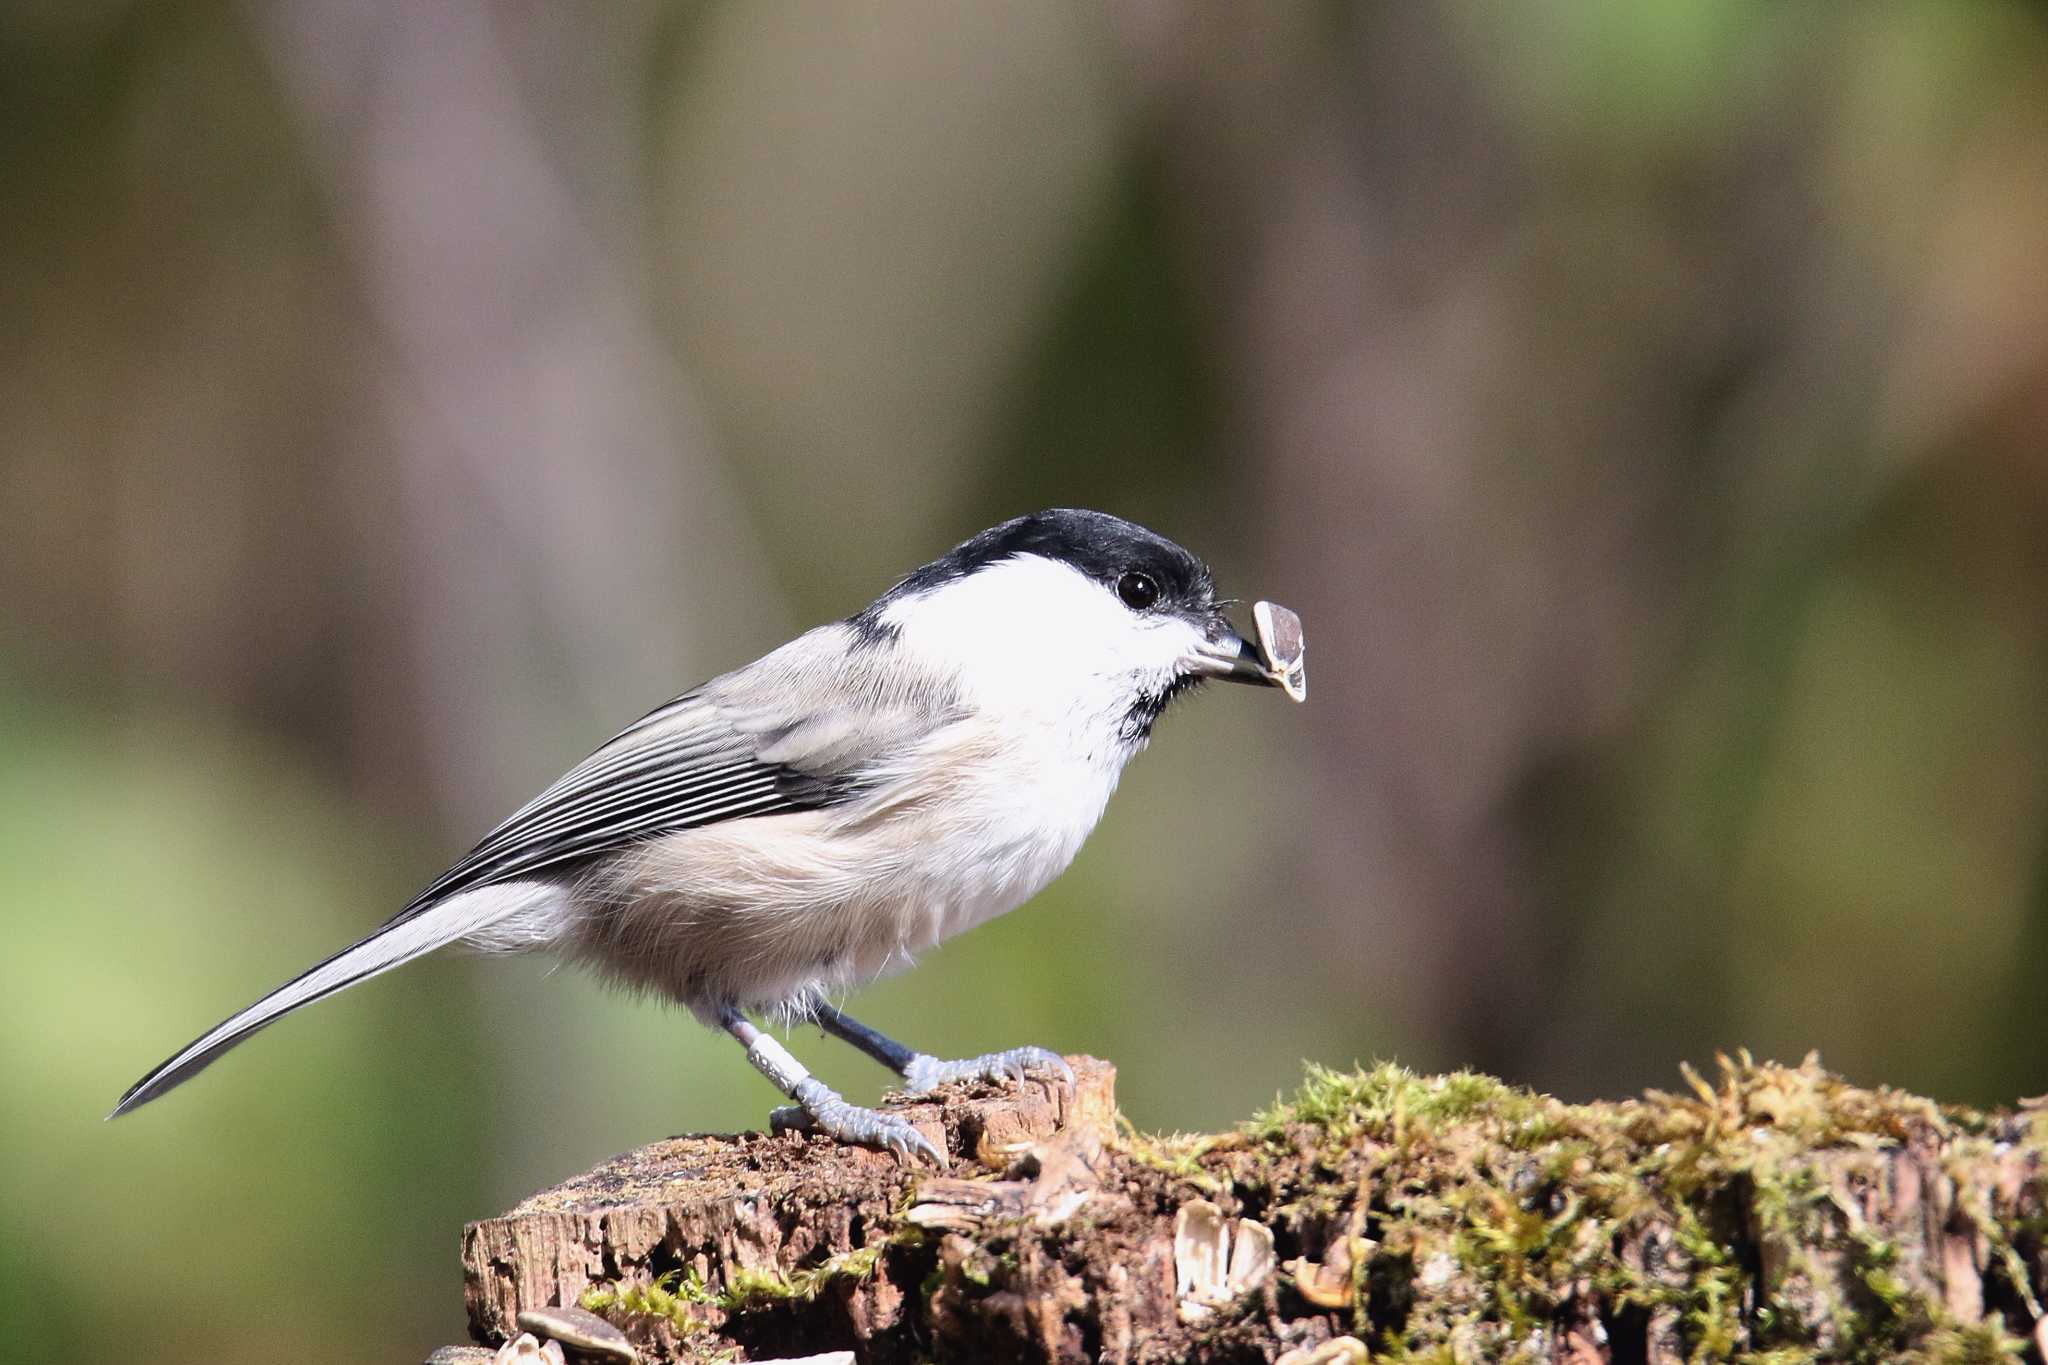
{"left": 441, "top": 1054, "right": 2048, "bottom": 1363}
{"left": 460, "top": 1060, "right": 1118, "bottom": 1362}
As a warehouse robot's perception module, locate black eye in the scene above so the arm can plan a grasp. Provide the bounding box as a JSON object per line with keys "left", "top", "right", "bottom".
{"left": 1116, "top": 571, "right": 1160, "bottom": 610}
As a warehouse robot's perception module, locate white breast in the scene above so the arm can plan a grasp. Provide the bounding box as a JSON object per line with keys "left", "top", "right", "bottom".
{"left": 889, "top": 722, "right": 1127, "bottom": 951}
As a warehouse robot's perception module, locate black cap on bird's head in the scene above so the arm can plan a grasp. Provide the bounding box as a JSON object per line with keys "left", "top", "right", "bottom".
{"left": 851, "top": 509, "right": 1300, "bottom": 717}
{"left": 879, "top": 509, "right": 1212, "bottom": 613}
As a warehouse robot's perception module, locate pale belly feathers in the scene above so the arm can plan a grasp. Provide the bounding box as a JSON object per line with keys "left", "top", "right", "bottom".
{"left": 559, "top": 729, "right": 1130, "bottom": 1020}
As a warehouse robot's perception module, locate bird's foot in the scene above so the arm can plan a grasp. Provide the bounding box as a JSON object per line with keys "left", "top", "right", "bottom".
{"left": 902, "top": 1045, "right": 1073, "bottom": 1095}
{"left": 771, "top": 1079, "right": 945, "bottom": 1166}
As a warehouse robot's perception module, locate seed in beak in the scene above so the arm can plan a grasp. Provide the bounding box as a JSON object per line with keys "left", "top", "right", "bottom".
{"left": 1252, "top": 601, "right": 1306, "bottom": 702}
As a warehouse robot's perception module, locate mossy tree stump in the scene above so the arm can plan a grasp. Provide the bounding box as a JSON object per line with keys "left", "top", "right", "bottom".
{"left": 446, "top": 1055, "right": 2048, "bottom": 1363}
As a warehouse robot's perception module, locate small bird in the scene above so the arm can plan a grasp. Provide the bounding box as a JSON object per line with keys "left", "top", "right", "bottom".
{"left": 112, "top": 509, "right": 1304, "bottom": 1161}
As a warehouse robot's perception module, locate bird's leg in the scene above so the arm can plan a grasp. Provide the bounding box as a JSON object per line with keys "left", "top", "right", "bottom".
{"left": 813, "top": 1003, "right": 1074, "bottom": 1095}
{"left": 719, "top": 1006, "right": 943, "bottom": 1165}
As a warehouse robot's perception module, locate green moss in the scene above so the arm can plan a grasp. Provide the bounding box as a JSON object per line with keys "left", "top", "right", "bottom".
{"left": 1891, "top": 1323, "right": 2026, "bottom": 1364}
{"left": 719, "top": 1245, "right": 885, "bottom": 1308}
{"left": 1119, "top": 1122, "right": 1234, "bottom": 1193}
{"left": 1251, "top": 1062, "right": 1557, "bottom": 1145}
{"left": 1217, "top": 1053, "right": 2031, "bottom": 1362}
{"left": 580, "top": 1267, "right": 715, "bottom": 1336}
{"left": 580, "top": 1244, "right": 886, "bottom": 1332}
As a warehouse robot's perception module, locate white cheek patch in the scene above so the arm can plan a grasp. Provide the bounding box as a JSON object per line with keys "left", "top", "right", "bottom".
{"left": 884, "top": 555, "right": 1192, "bottom": 715}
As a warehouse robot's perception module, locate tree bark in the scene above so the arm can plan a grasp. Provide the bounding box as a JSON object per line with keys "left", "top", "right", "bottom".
{"left": 442, "top": 1056, "right": 2048, "bottom": 1363}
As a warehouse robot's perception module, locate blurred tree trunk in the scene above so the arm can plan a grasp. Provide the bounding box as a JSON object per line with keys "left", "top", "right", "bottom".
{"left": 1106, "top": 2, "right": 2048, "bottom": 1111}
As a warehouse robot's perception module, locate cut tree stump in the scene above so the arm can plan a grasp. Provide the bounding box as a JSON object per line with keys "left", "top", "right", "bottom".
{"left": 444, "top": 1055, "right": 2048, "bottom": 1363}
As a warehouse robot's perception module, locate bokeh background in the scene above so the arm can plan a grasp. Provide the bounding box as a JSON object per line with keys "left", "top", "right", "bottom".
{"left": 7, "top": 3, "right": 2048, "bottom": 1361}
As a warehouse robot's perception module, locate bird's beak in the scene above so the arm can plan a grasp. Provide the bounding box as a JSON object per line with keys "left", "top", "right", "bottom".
{"left": 1188, "top": 601, "right": 1307, "bottom": 701}
{"left": 1190, "top": 620, "right": 1275, "bottom": 686}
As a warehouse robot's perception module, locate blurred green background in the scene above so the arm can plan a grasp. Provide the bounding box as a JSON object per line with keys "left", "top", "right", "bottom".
{"left": 7, "top": 2, "right": 2048, "bottom": 1361}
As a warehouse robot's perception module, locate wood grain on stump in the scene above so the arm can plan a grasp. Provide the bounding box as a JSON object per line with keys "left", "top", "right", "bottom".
{"left": 462, "top": 1058, "right": 1118, "bottom": 1361}
{"left": 449, "top": 1055, "right": 2048, "bottom": 1364}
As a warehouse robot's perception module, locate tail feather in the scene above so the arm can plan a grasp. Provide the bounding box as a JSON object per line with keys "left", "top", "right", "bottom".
{"left": 109, "top": 882, "right": 558, "bottom": 1119}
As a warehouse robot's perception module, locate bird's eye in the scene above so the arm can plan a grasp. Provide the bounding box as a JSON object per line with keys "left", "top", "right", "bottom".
{"left": 1116, "top": 571, "right": 1160, "bottom": 610}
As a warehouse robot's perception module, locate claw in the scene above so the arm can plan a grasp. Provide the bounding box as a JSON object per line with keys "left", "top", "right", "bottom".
{"left": 781, "top": 1080, "right": 947, "bottom": 1166}
{"left": 902, "top": 1046, "right": 1073, "bottom": 1095}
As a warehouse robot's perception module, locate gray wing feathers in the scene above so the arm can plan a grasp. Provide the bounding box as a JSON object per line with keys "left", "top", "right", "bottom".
{"left": 396, "top": 620, "right": 963, "bottom": 911}
{"left": 716, "top": 627, "right": 962, "bottom": 776}
{"left": 399, "top": 707, "right": 791, "bottom": 909}
{"left": 404, "top": 626, "right": 947, "bottom": 910}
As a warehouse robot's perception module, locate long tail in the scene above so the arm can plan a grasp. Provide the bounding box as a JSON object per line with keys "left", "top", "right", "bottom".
{"left": 108, "top": 881, "right": 559, "bottom": 1118}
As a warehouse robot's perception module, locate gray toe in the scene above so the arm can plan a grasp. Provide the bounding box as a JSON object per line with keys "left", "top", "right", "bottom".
{"left": 903, "top": 1046, "right": 1072, "bottom": 1094}
{"left": 786, "top": 1080, "right": 946, "bottom": 1165}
